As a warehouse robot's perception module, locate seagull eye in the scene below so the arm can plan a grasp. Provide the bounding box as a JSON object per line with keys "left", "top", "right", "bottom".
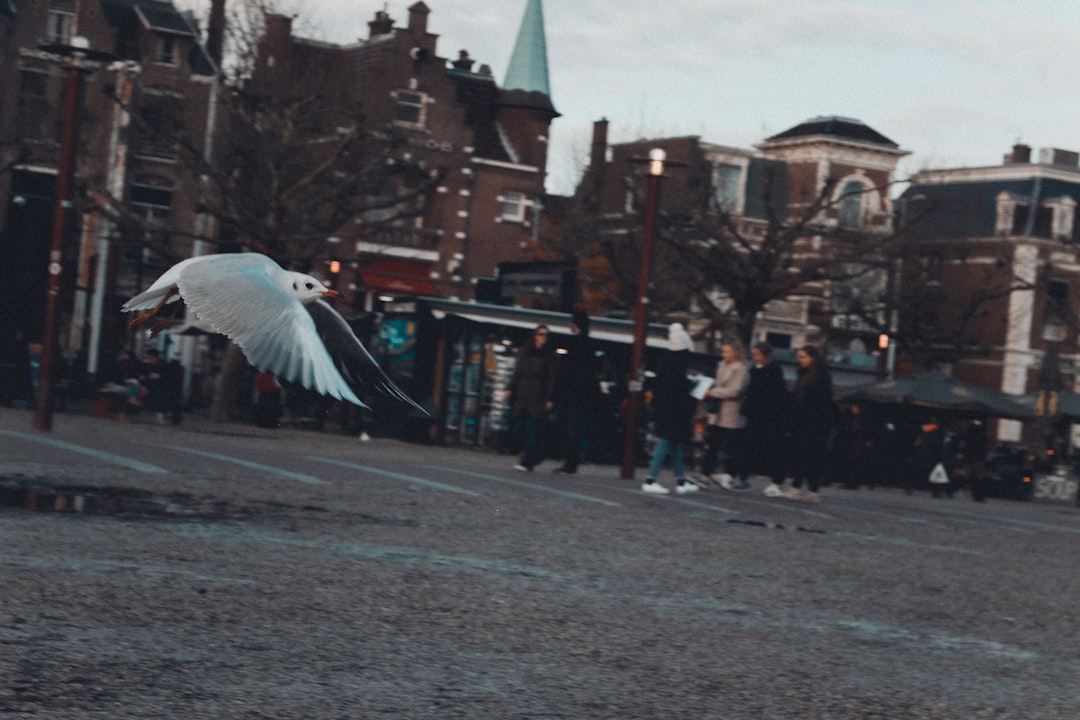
{"left": 305, "top": 282, "right": 314, "bottom": 290}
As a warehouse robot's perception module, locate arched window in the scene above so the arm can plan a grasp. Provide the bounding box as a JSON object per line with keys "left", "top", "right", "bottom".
{"left": 839, "top": 180, "right": 864, "bottom": 229}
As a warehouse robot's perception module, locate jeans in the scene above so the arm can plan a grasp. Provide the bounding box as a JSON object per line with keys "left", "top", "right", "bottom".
{"left": 648, "top": 438, "right": 686, "bottom": 481}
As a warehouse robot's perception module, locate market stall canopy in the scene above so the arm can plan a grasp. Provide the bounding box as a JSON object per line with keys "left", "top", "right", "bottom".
{"left": 1017, "top": 390, "right": 1080, "bottom": 420}
{"left": 841, "top": 372, "right": 1033, "bottom": 420}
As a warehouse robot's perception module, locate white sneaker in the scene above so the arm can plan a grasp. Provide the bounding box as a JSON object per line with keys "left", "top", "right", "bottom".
{"left": 762, "top": 482, "right": 783, "bottom": 497}
{"left": 675, "top": 482, "right": 699, "bottom": 495}
{"left": 801, "top": 491, "right": 820, "bottom": 504}
{"left": 715, "top": 473, "right": 734, "bottom": 491}
{"left": 641, "top": 481, "right": 670, "bottom": 495}
{"left": 781, "top": 487, "right": 804, "bottom": 500}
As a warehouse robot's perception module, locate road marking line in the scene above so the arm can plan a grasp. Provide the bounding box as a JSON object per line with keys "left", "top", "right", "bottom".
{"left": 166, "top": 446, "right": 323, "bottom": 485}
{"left": 307, "top": 457, "right": 480, "bottom": 495}
{"left": 0, "top": 430, "right": 167, "bottom": 474}
{"left": 432, "top": 466, "right": 622, "bottom": 507}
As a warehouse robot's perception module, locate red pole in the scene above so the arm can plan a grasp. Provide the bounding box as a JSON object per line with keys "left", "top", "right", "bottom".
{"left": 620, "top": 154, "right": 665, "bottom": 480}
{"left": 33, "top": 63, "right": 82, "bottom": 431}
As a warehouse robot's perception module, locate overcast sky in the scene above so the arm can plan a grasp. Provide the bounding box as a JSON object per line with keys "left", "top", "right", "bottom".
{"left": 177, "top": 0, "right": 1080, "bottom": 196}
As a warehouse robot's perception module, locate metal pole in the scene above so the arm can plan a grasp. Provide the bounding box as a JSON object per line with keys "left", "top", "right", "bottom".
{"left": 620, "top": 150, "right": 665, "bottom": 480}
{"left": 33, "top": 60, "right": 83, "bottom": 431}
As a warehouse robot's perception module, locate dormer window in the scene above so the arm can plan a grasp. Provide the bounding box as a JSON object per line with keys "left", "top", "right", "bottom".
{"left": 154, "top": 34, "right": 178, "bottom": 65}
{"left": 46, "top": 0, "right": 75, "bottom": 44}
{"left": 995, "top": 191, "right": 1020, "bottom": 236}
{"left": 1045, "top": 196, "right": 1077, "bottom": 241}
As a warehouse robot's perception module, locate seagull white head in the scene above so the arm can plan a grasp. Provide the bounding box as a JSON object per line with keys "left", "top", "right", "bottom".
{"left": 284, "top": 271, "right": 339, "bottom": 304}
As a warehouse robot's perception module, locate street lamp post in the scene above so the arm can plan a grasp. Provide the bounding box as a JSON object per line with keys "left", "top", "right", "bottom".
{"left": 33, "top": 39, "right": 89, "bottom": 431}
{"left": 620, "top": 149, "right": 669, "bottom": 481}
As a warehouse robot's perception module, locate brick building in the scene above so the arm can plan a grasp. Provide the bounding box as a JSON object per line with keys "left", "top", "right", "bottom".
{"left": 574, "top": 115, "right": 908, "bottom": 364}
{"left": 0, "top": 0, "right": 219, "bottom": 387}
{"left": 901, "top": 144, "right": 1080, "bottom": 445}
{"left": 252, "top": 1, "right": 559, "bottom": 308}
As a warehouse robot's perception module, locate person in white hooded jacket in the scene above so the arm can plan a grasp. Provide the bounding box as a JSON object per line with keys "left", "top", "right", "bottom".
{"left": 641, "top": 324, "right": 701, "bottom": 496}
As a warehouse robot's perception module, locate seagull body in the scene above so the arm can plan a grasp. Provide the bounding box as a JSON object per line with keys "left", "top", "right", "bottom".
{"left": 123, "top": 253, "right": 422, "bottom": 412}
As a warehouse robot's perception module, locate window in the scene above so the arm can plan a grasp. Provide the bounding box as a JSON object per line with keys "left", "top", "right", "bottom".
{"left": 130, "top": 180, "right": 173, "bottom": 225}
{"left": 46, "top": 0, "right": 75, "bottom": 44}
{"left": 1048, "top": 278, "right": 1068, "bottom": 312}
{"left": 838, "top": 180, "right": 864, "bottom": 229}
{"left": 1045, "top": 196, "right": 1077, "bottom": 240}
{"left": 714, "top": 163, "right": 741, "bottom": 213}
{"left": 393, "top": 90, "right": 425, "bottom": 126}
{"left": 153, "top": 35, "right": 177, "bottom": 65}
{"left": 133, "top": 90, "right": 181, "bottom": 161}
{"left": 499, "top": 190, "right": 527, "bottom": 223}
{"left": 17, "top": 69, "right": 51, "bottom": 141}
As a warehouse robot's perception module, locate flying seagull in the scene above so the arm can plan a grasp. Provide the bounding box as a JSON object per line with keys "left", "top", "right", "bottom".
{"left": 123, "top": 253, "right": 424, "bottom": 412}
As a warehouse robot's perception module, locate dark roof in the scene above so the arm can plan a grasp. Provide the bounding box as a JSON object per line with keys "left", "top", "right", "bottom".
{"left": 766, "top": 116, "right": 898, "bottom": 148}
{"left": 498, "top": 88, "right": 559, "bottom": 117}
{"left": 905, "top": 176, "right": 1080, "bottom": 242}
{"left": 450, "top": 70, "right": 511, "bottom": 163}
{"left": 99, "top": 0, "right": 215, "bottom": 74}
{"left": 135, "top": 2, "right": 194, "bottom": 35}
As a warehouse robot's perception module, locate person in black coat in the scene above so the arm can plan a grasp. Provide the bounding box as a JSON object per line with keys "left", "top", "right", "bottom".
{"left": 744, "top": 342, "right": 792, "bottom": 497}
{"left": 784, "top": 344, "right": 835, "bottom": 503}
{"left": 553, "top": 311, "right": 601, "bottom": 474}
{"left": 641, "top": 324, "right": 700, "bottom": 496}
{"left": 506, "top": 324, "right": 557, "bottom": 471}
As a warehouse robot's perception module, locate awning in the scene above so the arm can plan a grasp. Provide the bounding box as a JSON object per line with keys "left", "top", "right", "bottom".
{"left": 424, "top": 298, "right": 671, "bottom": 348}
{"left": 359, "top": 258, "right": 438, "bottom": 297}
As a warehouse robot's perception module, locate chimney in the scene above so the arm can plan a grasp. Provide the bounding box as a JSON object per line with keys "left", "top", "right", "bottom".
{"left": 451, "top": 50, "right": 475, "bottom": 72}
{"left": 368, "top": 10, "right": 393, "bottom": 38}
{"left": 407, "top": 2, "right": 430, "bottom": 34}
{"left": 1039, "top": 147, "right": 1080, "bottom": 168}
{"left": 590, "top": 118, "right": 609, "bottom": 171}
{"left": 206, "top": 0, "right": 226, "bottom": 68}
{"left": 1005, "top": 143, "right": 1031, "bottom": 164}
{"left": 265, "top": 13, "right": 293, "bottom": 44}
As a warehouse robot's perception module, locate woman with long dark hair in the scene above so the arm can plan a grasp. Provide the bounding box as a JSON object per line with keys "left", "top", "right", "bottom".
{"left": 783, "top": 345, "right": 836, "bottom": 503}
{"left": 506, "top": 324, "right": 557, "bottom": 471}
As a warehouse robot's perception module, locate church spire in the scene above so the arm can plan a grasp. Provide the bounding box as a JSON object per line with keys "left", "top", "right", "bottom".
{"left": 503, "top": 0, "right": 552, "bottom": 101}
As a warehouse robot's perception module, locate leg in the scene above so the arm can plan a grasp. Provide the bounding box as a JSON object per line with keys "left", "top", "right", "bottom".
{"left": 701, "top": 425, "right": 721, "bottom": 476}
{"left": 648, "top": 438, "right": 671, "bottom": 480}
{"left": 126, "top": 288, "right": 180, "bottom": 331}
{"left": 521, "top": 415, "right": 541, "bottom": 469}
{"left": 561, "top": 406, "right": 583, "bottom": 473}
{"left": 671, "top": 440, "right": 686, "bottom": 479}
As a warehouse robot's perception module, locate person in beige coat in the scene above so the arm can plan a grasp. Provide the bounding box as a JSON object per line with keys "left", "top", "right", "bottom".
{"left": 701, "top": 340, "right": 750, "bottom": 490}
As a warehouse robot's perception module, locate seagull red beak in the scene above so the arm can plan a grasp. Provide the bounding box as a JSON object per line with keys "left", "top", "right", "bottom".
{"left": 322, "top": 289, "right": 341, "bottom": 299}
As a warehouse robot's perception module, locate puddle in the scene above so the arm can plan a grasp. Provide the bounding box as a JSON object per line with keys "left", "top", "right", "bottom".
{"left": 0, "top": 479, "right": 195, "bottom": 517}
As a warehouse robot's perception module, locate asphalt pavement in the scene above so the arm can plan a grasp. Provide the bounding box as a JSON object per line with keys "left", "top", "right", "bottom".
{"left": 2, "top": 404, "right": 1080, "bottom": 719}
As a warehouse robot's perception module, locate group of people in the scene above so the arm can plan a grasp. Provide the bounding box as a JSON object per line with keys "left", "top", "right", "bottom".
{"left": 504, "top": 311, "right": 602, "bottom": 474}
{"left": 503, "top": 312, "right": 838, "bottom": 503}
{"left": 642, "top": 328, "right": 836, "bottom": 503}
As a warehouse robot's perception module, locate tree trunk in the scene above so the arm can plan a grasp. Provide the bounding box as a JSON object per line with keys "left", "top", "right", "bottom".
{"left": 210, "top": 343, "right": 246, "bottom": 423}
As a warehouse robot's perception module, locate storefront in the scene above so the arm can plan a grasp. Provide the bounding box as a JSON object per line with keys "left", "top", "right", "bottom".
{"left": 415, "top": 298, "right": 673, "bottom": 451}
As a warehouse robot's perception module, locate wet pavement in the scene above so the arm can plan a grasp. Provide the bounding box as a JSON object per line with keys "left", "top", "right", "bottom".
{"left": 2, "top": 405, "right": 1080, "bottom": 718}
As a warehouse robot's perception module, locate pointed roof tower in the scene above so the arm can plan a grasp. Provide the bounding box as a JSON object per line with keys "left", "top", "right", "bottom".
{"left": 502, "top": 0, "right": 557, "bottom": 114}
